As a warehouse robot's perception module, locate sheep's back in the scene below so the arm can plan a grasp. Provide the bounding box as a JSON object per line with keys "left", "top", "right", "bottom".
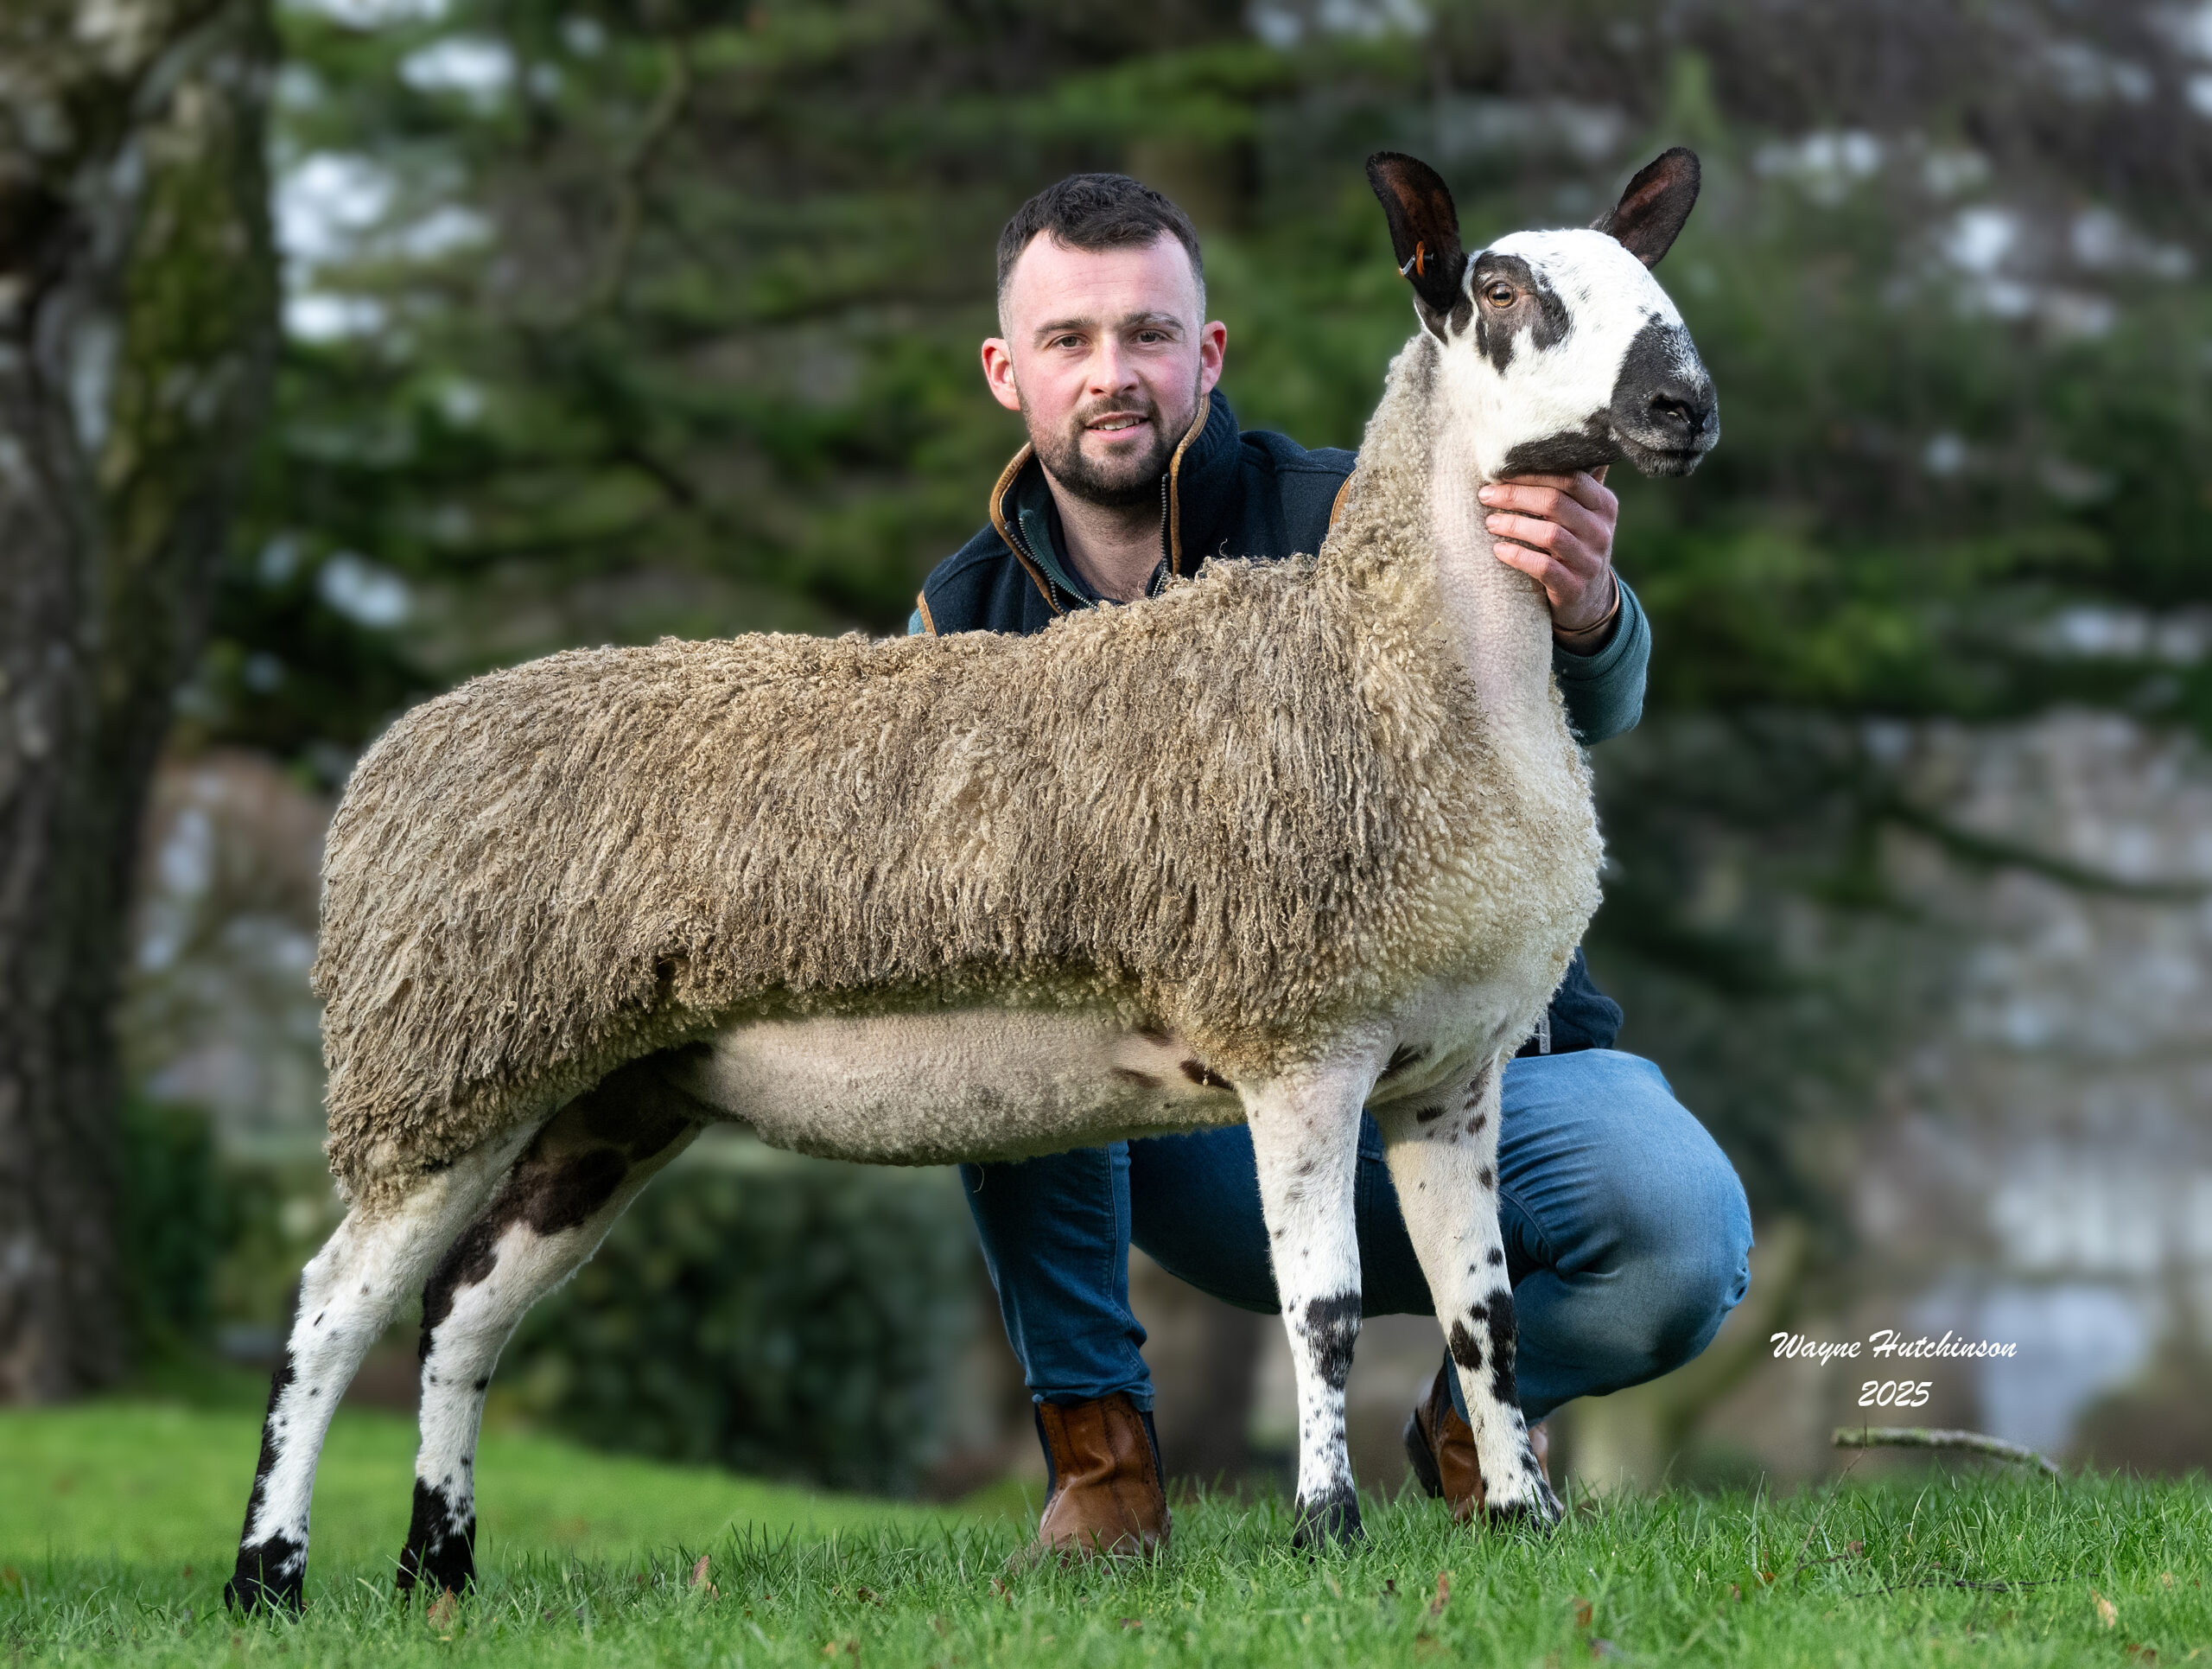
{"left": 317, "top": 565, "right": 1450, "bottom": 1194}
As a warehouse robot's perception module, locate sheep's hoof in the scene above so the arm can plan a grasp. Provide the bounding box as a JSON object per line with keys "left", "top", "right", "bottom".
{"left": 396, "top": 1480, "right": 477, "bottom": 1598}
{"left": 1291, "top": 1490, "right": 1365, "bottom": 1551}
{"left": 224, "top": 1541, "right": 306, "bottom": 1615}
{"left": 1483, "top": 1478, "right": 1564, "bottom": 1533}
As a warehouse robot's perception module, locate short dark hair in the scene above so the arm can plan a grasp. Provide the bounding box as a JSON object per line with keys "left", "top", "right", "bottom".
{"left": 995, "top": 173, "right": 1205, "bottom": 324}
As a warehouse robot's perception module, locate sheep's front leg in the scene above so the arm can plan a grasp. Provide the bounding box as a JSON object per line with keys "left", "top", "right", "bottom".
{"left": 399, "top": 1066, "right": 702, "bottom": 1598}
{"left": 224, "top": 1124, "right": 537, "bottom": 1614}
{"left": 1243, "top": 1052, "right": 1379, "bottom": 1549}
{"left": 1375, "top": 1056, "right": 1561, "bottom": 1527}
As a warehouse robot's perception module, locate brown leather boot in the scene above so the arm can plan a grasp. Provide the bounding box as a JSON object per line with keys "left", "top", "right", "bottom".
{"left": 1030, "top": 1393, "right": 1171, "bottom": 1558}
{"left": 1402, "top": 1361, "right": 1549, "bottom": 1522}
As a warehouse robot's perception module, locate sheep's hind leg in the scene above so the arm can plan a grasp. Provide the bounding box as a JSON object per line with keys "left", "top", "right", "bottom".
{"left": 398, "top": 1061, "right": 703, "bottom": 1599}
{"left": 1243, "top": 1048, "right": 1381, "bottom": 1550}
{"left": 225, "top": 1124, "right": 537, "bottom": 1614}
{"left": 1375, "top": 1057, "right": 1561, "bottom": 1528}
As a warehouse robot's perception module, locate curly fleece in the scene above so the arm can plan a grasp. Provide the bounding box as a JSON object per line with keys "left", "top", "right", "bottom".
{"left": 318, "top": 333, "right": 1602, "bottom": 1204}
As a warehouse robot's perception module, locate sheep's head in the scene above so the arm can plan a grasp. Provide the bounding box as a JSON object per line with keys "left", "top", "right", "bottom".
{"left": 1366, "top": 148, "right": 1718, "bottom": 481}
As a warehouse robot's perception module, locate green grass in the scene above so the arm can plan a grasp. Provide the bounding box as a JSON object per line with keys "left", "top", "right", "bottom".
{"left": 5, "top": 1402, "right": 2211, "bottom": 1665}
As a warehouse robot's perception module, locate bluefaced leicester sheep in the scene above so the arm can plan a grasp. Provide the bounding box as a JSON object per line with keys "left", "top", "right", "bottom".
{"left": 226, "top": 148, "right": 1718, "bottom": 1612}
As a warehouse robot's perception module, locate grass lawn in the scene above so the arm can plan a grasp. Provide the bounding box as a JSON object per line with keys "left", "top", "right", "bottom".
{"left": 4, "top": 1401, "right": 2210, "bottom": 1666}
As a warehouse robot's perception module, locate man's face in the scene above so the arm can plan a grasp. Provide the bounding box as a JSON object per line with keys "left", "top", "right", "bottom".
{"left": 982, "top": 233, "right": 1227, "bottom": 508}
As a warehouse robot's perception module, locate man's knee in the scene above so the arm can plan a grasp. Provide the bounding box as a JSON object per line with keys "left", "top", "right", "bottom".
{"left": 1608, "top": 1155, "right": 1752, "bottom": 1379}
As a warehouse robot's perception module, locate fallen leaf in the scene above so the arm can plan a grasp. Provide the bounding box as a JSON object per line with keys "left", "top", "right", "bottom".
{"left": 2163, "top": 1572, "right": 2177, "bottom": 1589}
{"left": 1572, "top": 1596, "right": 1593, "bottom": 1630}
{"left": 855, "top": 1585, "right": 880, "bottom": 1605}
{"left": 2094, "top": 1590, "right": 2120, "bottom": 1630}
{"left": 1729, "top": 1583, "right": 1744, "bottom": 1602}
{"left": 427, "top": 1587, "right": 459, "bottom": 1634}
{"left": 0, "top": 1567, "right": 21, "bottom": 1596}
{"left": 1429, "top": 1570, "right": 1452, "bottom": 1619}
{"left": 989, "top": 1577, "right": 1014, "bottom": 1608}
{"left": 2125, "top": 1646, "right": 2158, "bottom": 1664}
{"left": 1120, "top": 1617, "right": 1143, "bottom": 1630}
{"left": 1847, "top": 1541, "right": 1865, "bottom": 1557}
{"left": 181, "top": 1565, "right": 193, "bottom": 1580}
{"left": 690, "top": 1555, "right": 711, "bottom": 1590}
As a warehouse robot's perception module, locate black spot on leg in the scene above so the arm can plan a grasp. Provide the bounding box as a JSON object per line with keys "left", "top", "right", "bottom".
{"left": 1380, "top": 1045, "right": 1428, "bottom": 1080}
{"left": 1484, "top": 1289, "right": 1520, "bottom": 1408}
{"left": 473, "top": 1377, "right": 489, "bottom": 1392}
{"left": 1447, "top": 1321, "right": 1483, "bottom": 1373}
{"left": 396, "top": 1477, "right": 477, "bottom": 1598}
{"left": 1477, "top": 1165, "right": 1495, "bottom": 1189}
{"left": 1487, "top": 1247, "right": 1504, "bottom": 1267}
{"left": 1179, "top": 1060, "right": 1231, "bottom": 1091}
{"left": 1112, "top": 1067, "right": 1161, "bottom": 1090}
{"left": 240, "top": 1353, "right": 296, "bottom": 1526}
{"left": 226, "top": 1535, "right": 306, "bottom": 1615}
{"left": 1291, "top": 1487, "right": 1364, "bottom": 1550}
{"left": 227, "top": 1353, "right": 304, "bottom": 1614}
{"left": 1465, "top": 1113, "right": 1487, "bottom": 1136}
{"left": 1298, "top": 1293, "right": 1361, "bottom": 1393}
{"left": 420, "top": 1218, "right": 503, "bottom": 1353}
{"left": 524, "top": 1147, "right": 629, "bottom": 1234}
{"left": 1414, "top": 1105, "right": 1446, "bottom": 1124}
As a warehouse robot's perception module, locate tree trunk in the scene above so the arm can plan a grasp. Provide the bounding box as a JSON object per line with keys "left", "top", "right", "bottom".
{"left": 0, "top": 0, "right": 276, "bottom": 1402}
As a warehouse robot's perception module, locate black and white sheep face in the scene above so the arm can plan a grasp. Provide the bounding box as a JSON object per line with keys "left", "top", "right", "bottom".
{"left": 1452, "top": 230, "right": 1716, "bottom": 480}
{"left": 1368, "top": 148, "right": 1719, "bottom": 482}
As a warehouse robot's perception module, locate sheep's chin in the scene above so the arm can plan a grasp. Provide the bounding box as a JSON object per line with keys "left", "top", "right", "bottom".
{"left": 1616, "top": 435, "right": 1711, "bottom": 478}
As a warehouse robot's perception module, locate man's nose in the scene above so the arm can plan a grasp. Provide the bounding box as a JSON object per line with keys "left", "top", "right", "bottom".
{"left": 1088, "top": 340, "right": 1139, "bottom": 392}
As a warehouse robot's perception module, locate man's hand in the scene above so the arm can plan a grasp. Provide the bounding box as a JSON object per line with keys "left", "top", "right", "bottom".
{"left": 1477, "top": 467, "right": 1620, "bottom": 647}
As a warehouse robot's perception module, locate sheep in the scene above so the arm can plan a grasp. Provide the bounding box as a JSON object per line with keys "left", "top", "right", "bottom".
{"left": 225, "top": 146, "right": 1717, "bottom": 1612}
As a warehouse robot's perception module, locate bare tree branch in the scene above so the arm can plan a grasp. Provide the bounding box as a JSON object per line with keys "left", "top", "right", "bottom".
{"left": 1832, "top": 1425, "right": 2062, "bottom": 1477}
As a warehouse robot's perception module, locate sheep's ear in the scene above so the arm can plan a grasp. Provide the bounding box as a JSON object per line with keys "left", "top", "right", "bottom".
{"left": 1592, "top": 148, "right": 1700, "bottom": 268}
{"left": 1365, "top": 152, "right": 1469, "bottom": 322}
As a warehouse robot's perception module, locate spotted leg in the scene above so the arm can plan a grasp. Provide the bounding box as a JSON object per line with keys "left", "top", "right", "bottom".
{"left": 1375, "top": 1054, "right": 1562, "bottom": 1527}
{"left": 1243, "top": 1044, "right": 1384, "bottom": 1549}
{"left": 398, "top": 1062, "right": 704, "bottom": 1599}
{"left": 225, "top": 1123, "right": 540, "bottom": 1614}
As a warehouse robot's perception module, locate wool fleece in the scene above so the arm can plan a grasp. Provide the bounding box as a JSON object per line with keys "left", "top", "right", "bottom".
{"left": 318, "top": 333, "right": 1602, "bottom": 1202}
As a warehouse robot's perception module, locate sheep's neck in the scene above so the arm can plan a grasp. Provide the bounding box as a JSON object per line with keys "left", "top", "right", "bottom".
{"left": 1428, "top": 448, "right": 1558, "bottom": 765}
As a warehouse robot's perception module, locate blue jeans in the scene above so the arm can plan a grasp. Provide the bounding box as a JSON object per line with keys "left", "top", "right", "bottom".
{"left": 959, "top": 1049, "right": 1752, "bottom": 1424}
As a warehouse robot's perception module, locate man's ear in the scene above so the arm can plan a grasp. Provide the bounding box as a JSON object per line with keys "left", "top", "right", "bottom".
{"left": 1592, "top": 148, "right": 1700, "bottom": 268}
{"left": 1365, "top": 152, "right": 1469, "bottom": 325}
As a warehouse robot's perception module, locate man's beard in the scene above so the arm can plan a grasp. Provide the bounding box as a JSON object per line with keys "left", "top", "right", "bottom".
{"left": 1027, "top": 379, "right": 1200, "bottom": 510}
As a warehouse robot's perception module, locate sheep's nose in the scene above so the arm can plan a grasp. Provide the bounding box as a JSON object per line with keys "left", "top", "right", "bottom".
{"left": 1646, "top": 385, "right": 1711, "bottom": 440}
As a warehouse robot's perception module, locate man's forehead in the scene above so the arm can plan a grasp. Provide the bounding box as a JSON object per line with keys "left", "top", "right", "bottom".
{"left": 1005, "top": 232, "right": 1201, "bottom": 328}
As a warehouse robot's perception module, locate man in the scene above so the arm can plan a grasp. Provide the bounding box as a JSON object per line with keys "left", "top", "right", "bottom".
{"left": 911, "top": 174, "right": 1751, "bottom": 1554}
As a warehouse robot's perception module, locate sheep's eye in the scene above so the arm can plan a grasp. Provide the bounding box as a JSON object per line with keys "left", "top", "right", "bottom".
{"left": 1484, "top": 283, "right": 1516, "bottom": 308}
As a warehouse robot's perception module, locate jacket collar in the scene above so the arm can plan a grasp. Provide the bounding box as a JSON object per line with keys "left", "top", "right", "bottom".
{"left": 987, "top": 389, "right": 1242, "bottom": 615}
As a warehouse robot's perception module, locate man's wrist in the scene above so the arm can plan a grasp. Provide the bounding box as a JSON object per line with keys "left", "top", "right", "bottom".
{"left": 1551, "top": 571, "right": 1622, "bottom": 655}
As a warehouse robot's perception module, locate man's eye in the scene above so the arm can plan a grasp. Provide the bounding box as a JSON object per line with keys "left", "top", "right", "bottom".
{"left": 1485, "top": 283, "right": 1516, "bottom": 308}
